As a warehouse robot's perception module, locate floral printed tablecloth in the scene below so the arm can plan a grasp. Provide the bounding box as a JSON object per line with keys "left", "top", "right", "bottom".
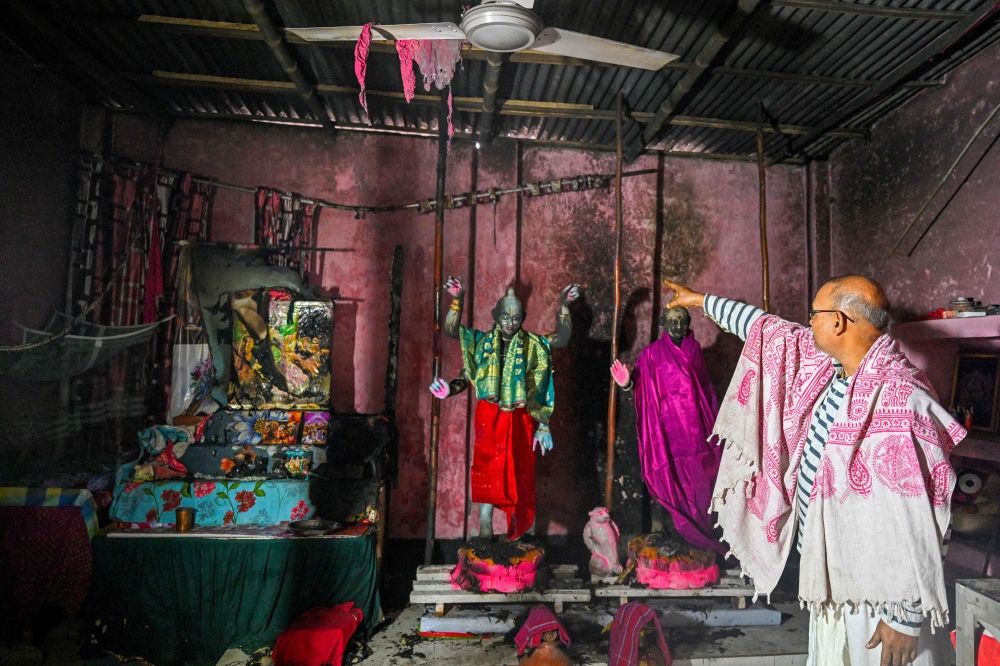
{"left": 110, "top": 462, "right": 314, "bottom": 526}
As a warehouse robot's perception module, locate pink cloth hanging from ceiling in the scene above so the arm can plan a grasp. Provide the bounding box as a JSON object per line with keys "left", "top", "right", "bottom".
{"left": 395, "top": 39, "right": 419, "bottom": 102}
{"left": 408, "top": 40, "right": 464, "bottom": 143}
{"left": 354, "top": 23, "right": 374, "bottom": 121}
{"left": 414, "top": 40, "right": 463, "bottom": 91}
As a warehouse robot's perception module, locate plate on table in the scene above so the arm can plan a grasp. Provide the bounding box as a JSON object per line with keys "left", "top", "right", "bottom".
{"left": 288, "top": 519, "right": 341, "bottom": 537}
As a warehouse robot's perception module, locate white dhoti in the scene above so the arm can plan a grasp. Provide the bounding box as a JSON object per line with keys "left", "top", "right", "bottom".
{"left": 807, "top": 604, "right": 953, "bottom": 666}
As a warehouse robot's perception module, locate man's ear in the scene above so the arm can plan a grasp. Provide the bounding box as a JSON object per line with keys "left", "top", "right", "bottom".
{"left": 836, "top": 313, "right": 849, "bottom": 335}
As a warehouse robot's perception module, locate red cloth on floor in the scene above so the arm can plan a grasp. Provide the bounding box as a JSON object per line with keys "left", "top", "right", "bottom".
{"left": 609, "top": 602, "right": 672, "bottom": 666}
{"left": 471, "top": 400, "right": 537, "bottom": 540}
{"left": 515, "top": 605, "right": 571, "bottom": 656}
{"left": 274, "top": 603, "right": 364, "bottom": 666}
{"left": 951, "top": 628, "right": 1000, "bottom": 665}
{"left": 0, "top": 506, "right": 92, "bottom": 641}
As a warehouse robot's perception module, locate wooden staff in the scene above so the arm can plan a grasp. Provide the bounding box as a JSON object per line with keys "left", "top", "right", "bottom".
{"left": 757, "top": 102, "right": 771, "bottom": 313}
{"left": 606, "top": 92, "right": 624, "bottom": 510}
{"left": 425, "top": 87, "right": 450, "bottom": 565}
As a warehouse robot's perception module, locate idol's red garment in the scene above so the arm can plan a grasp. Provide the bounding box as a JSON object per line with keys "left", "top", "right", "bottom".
{"left": 471, "top": 400, "right": 537, "bottom": 539}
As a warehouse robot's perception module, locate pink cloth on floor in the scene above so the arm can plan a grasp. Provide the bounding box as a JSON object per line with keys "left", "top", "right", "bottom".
{"left": 354, "top": 24, "right": 374, "bottom": 120}
{"left": 514, "top": 605, "right": 571, "bottom": 656}
{"left": 633, "top": 333, "right": 722, "bottom": 552}
{"left": 635, "top": 561, "right": 720, "bottom": 590}
{"left": 608, "top": 602, "right": 672, "bottom": 666}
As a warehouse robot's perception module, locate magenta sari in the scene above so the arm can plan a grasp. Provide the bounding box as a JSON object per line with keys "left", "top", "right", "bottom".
{"left": 633, "top": 334, "right": 722, "bottom": 552}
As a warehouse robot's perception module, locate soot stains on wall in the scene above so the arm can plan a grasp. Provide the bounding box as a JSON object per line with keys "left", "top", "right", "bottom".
{"left": 112, "top": 115, "right": 809, "bottom": 539}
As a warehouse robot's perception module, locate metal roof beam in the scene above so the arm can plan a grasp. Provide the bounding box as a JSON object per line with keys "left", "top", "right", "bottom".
{"left": 240, "top": 0, "right": 335, "bottom": 133}
{"left": 117, "top": 107, "right": 806, "bottom": 163}
{"left": 132, "top": 15, "right": 938, "bottom": 89}
{"left": 770, "top": 0, "right": 1000, "bottom": 163}
{"left": 126, "top": 70, "right": 864, "bottom": 139}
{"left": 624, "top": 0, "right": 772, "bottom": 162}
{"left": 710, "top": 66, "right": 940, "bottom": 88}
{"left": 772, "top": 0, "right": 971, "bottom": 21}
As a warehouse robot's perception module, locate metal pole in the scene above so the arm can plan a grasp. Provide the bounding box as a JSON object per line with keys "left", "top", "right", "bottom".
{"left": 425, "top": 87, "right": 450, "bottom": 565}
{"left": 478, "top": 52, "right": 504, "bottom": 145}
{"left": 463, "top": 146, "right": 479, "bottom": 541}
{"left": 891, "top": 96, "right": 1000, "bottom": 256}
{"left": 757, "top": 103, "right": 771, "bottom": 313}
{"left": 605, "top": 92, "right": 624, "bottom": 510}
{"left": 907, "top": 124, "right": 1000, "bottom": 257}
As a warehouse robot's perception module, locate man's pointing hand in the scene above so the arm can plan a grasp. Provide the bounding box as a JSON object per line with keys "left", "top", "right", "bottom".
{"left": 664, "top": 280, "right": 706, "bottom": 310}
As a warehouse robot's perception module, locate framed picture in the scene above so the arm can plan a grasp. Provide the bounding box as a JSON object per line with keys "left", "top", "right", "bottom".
{"left": 951, "top": 353, "right": 1000, "bottom": 432}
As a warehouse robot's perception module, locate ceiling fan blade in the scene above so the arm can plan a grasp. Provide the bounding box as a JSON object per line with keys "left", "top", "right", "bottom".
{"left": 506, "top": 0, "right": 536, "bottom": 7}
{"left": 286, "top": 23, "right": 465, "bottom": 43}
{"left": 529, "top": 28, "right": 679, "bottom": 70}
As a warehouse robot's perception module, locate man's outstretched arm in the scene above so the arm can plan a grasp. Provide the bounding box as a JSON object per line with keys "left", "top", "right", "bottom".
{"left": 664, "top": 280, "right": 765, "bottom": 342}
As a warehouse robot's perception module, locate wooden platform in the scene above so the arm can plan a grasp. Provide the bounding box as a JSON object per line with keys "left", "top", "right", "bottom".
{"left": 593, "top": 570, "right": 757, "bottom": 609}
{"left": 410, "top": 564, "right": 591, "bottom": 615}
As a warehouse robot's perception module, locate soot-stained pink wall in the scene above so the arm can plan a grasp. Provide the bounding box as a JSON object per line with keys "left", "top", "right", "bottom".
{"left": 113, "top": 116, "right": 809, "bottom": 539}
{"left": 829, "top": 39, "right": 1000, "bottom": 319}
{"left": 0, "top": 47, "right": 81, "bottom": 462}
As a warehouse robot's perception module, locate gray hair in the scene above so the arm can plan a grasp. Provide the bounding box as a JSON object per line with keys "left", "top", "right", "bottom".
{"left": 828, "top": 277, "right": 891, "bottom": 333}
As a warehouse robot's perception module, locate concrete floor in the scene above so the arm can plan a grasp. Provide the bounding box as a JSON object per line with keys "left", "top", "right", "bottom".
{"left": 358, "top": 601, "right": 810, "bottom": 666}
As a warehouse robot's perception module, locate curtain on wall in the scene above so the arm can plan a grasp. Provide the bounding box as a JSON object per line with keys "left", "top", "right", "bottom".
{"left": 48, "top": 157, "right": 214, "bottom": 456}
{"left": 254, "top": 187, "right": 316, "bottom": 284}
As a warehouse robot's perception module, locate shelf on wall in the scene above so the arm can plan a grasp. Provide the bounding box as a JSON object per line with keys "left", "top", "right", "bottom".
{"left": 894, "top": 316, "right": 1000, "bottom": 341}
{"left": 954, "top": 435, "right": 1000, "bottom": 464}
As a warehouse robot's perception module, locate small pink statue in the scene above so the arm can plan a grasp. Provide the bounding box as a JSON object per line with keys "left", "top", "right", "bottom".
{"left": 583, "top": 507, "right": 622, "bottom": 577}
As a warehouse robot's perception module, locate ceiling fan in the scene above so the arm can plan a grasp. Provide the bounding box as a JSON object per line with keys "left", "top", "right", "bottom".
{"left": 285, "top": 0, "right": 680, "bottom": 71}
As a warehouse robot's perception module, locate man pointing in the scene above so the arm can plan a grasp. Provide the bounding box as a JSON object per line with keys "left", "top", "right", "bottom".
{"left": 664, "top": 277, "right": 964, "bottom": 666}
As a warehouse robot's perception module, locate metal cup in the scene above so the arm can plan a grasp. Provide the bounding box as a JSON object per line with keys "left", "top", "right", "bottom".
{"left": 175, "top": 507, "right": 196, "bottom": 532}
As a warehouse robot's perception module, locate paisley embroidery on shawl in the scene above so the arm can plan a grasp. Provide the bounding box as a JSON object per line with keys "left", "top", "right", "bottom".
{"left": 846, "top": 448, "right": 872, "bottom": 499}
{"left": 928, "top": 460, "right": 954, "bottom": 508}
{"left": 763, "top": 441, "right": 784, "bottom": 500}
{"left": 811, "top": 454, "right": 837, "bottom": 501}
{"left": 746, "top": 475, "right": 770, "bottom": 520}
{"left": 872, "top": 434, "right": 925, "bottom": 498}
{"left": 766, "top": 514, "right": 780, "bottom": 544}
{"left": 734, "top": 369, "right": 756, "bottom": 406}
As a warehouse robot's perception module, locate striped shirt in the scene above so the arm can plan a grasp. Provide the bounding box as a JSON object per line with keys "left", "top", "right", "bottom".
{"left": 704, "top": 295, "right": 924, "bottom": 636}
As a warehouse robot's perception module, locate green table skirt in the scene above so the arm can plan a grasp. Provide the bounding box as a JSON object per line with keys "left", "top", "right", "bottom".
{"left": 87, "top": 533, "right": 381, "bottom": 666}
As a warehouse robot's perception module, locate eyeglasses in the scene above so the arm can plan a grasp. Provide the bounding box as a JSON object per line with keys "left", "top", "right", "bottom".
{"left": 808, "top": 309, "right": 856, "bottom": 323}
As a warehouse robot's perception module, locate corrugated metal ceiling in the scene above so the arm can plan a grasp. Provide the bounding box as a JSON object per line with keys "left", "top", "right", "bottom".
{"left": 3, "top": 0, "right": 998, "bottom": 162}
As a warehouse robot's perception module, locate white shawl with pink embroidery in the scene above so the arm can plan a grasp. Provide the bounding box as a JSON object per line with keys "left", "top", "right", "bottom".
{"left": 711, "top": 314, "right": 965, "bottom": 628}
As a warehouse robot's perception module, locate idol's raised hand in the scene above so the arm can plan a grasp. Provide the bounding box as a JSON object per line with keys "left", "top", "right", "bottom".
{"left": 429, "top": 377, "right": 451, "bottom": 400}
{"left": 445, "top": 276, "right": 465, "bottom": 299}
{"left": 560, "top": 284, "right": 581, "bottom": 307}
{"left": 664, "top": 280, "right": 706, "bottom": 310}
{"left": 610, "top": 359, "right": 631, "bottom": 388}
